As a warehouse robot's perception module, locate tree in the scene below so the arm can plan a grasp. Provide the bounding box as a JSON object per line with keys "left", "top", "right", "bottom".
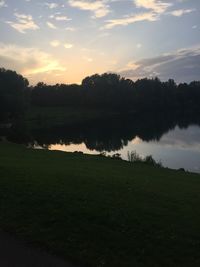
{"left": 0, "top": 68, "right": 29, "bottom": 122}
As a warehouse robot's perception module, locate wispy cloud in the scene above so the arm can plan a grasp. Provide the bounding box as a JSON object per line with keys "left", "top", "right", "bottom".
{"left": 6, "top": 13, "right": 39, "bottom": 33}
{"left": 103, "top": 0, "right": 172, "bottom": 29}
{"left": 50, "top": 40, "right": 74, "bottom": 49}
{"left": 103, "top": 12, "right": 158, "bottom": 29}
{"left": 44, "top": 2, "right": 58, "bottom": 9}
{"left": 65, "top": 26, "right": 76, "bottom": 31}
{"left": 54, "top": 15, "right": 71, "bottom": 21}
{"left": 49, "top": 13, "right": 72, "bottom": 21}
{"left": 170, "top": 8, "right": 195, "bottom": 17}
{"left": 134, "top": 0, "right": 172, "bottom": 14}
{"left": 46, "top": 21, "right": 57, "bottom": 29}
{"left": 68, "top": 0, "right": 110, "bottom": 18}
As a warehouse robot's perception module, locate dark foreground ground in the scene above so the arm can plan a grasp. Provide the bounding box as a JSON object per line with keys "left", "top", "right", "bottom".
{"left": 0, "top": 142, "right": 200, "bottom": 267}
{"left": 0, "top": 230, "right": 78, "bottom": 267}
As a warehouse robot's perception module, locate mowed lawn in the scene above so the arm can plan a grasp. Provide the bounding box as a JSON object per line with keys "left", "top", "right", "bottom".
{"left": 0, "top": 142, "right": 200, "bottom": 267}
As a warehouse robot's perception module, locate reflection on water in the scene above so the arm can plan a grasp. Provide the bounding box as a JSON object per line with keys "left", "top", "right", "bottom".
{"left": 48, "top": 126, "right": 200, "bottom": 173}
{"left": 4, "top": 113, "right": 200, "bottom": 173}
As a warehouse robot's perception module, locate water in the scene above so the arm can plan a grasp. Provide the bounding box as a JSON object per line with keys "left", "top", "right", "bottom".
{"left": 48, "top": 125, "right": 200, "bottom": 173}
{"left": 5, "top": 113, "right": 200, "bottom": 173}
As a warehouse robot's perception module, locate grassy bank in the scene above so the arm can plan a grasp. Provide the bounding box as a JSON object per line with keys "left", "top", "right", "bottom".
{"left": 0, "top": 142, "right": 200, "bottom": 266}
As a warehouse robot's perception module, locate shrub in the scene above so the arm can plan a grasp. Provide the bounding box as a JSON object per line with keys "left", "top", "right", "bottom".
{"left": 127, "top": 151, "right": 162, "bottom": 168}
{"left": 112, "top": 153, "right": 122, "bottom": 160}
{"left": 127, "top": 151, "right": 142, "bottom": 163}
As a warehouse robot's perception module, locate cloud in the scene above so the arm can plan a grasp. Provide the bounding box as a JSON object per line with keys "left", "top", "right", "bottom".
{"left": 50, "top": 40, "right": 60, "bottom": 47}
{"left": 44, "top": 2, "right": 58, "bottom": 9}
{"left": 49, "top": 13, "right": 72, "bottom": 21}
{"left": 118, "top": 46, "right": 200, "bottom": 83}
{"left": 65, "top": 26, "right": 76, "bottom": 31}
{"left": 170, "top": 9, "right": 195, "bottom": 17}
{"left": 64, "top": 43, "right": 73, "bottom": 49}
{"left": 50, "top": 41, "right": 74, "bottom": 49}
{"left": 0, "top": 0, "right": 7, "bottom": 8}
{"left": 103, "top": 0, "right": 173, "bottom": 29}
{"left": 103, "top": 12, "right": 158, "bottom": 29}
{"left": 68, "top": 0, "right": 110, "bottom": 18}
{"left": 134, "top": 0, "right": 172, "bottom": 14}
{"left": 83, "top": 56, "right": 93, "bottom": 62}
{"left": 46, "top": 21, "right": 57, "bottom": 29}
{"left": 6, "top": 13, "right": 39, "bottom": 33}
{"left": 0, "top": 43, "right": 66, "bottom": 79}
{"left": 136, "top": 43, "right": 142, "bottom": 49}
{"left": 54, "top": 15, "right": 71, "bottom": 21}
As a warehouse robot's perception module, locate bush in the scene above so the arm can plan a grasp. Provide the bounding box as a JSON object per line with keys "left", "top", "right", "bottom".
{"left": 127, "top": 151, "right": 162, "bottom": 168}
{"left": 112, "top": 153, "right": 122, "bottom": 160}
{"left": 127, "top": 151, "right": 142, "bottom": 163}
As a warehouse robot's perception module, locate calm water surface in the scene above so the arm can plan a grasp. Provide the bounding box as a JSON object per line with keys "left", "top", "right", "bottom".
{"left": 5, "top": 114, "right": 200, "bottom": 173}
{"left": 47, "top": 125, "right": 200, "bottom": 173}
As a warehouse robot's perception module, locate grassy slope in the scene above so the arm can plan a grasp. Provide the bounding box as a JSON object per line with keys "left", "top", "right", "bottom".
{"left": 0, "top": 142, "right": 200, "bottom": 267}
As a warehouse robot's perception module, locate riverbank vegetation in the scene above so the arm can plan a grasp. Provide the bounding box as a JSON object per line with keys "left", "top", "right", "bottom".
{"left": 0, "top": 142, "right": 200, "bottom": 266}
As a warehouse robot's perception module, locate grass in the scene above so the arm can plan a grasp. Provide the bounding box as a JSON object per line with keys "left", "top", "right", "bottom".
{"left": 0, "top": 142, "right": 200, "bottom": 266}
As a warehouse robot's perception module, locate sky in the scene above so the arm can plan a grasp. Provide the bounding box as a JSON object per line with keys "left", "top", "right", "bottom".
{"left": 0, "top": 0, "right": 199, "bottom": 85}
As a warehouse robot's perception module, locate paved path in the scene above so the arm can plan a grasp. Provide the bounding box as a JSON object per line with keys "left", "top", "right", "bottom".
{"left": 0, "top": 231, "right": 79, "bottom": 267}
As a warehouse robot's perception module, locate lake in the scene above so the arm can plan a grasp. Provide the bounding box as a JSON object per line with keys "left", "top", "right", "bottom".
{"left": 48, "top": 125, "right": 200, "bottom": 173}
{"left": 4, "top": 113, "right": 200, "bottom": 173}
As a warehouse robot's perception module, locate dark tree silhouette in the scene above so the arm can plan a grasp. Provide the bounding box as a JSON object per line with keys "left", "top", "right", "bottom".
{"left": 30, "top": 73, "right": 200, "bottom": 114}
{"left": 0, "top": 68, "right": 29, "bottom": 122}
{"left": 1, "top": 68, "right": 200, "bottom": 123}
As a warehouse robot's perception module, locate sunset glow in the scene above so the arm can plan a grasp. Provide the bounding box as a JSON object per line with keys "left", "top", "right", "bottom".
{"left": 0, "top": 0, "right": 199, "bottom": 84}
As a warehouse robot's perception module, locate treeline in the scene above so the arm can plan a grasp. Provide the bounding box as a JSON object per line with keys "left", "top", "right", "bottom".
{"left": 32, "top": 74, "right": 200, "bottom": 113}
{"left": 1, "top": 68, "right": 200, "bottom": 121}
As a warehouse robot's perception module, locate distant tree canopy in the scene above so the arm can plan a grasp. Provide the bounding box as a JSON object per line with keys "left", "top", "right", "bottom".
{"left": 31, "top": 82, "right": 81, "bottom": 107}
{"left": 0, "top": 68, "right": 29, "bottom": 121}
{"left": 31, "top": 73, "right": 200, "bottom": 113}
{"left": 1, "top": 68, "right": 200, "bottom": 123}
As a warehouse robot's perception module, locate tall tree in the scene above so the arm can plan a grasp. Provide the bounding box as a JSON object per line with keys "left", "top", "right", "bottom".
{"left": 0, "top": 68, "right": 29, "bottom": 122}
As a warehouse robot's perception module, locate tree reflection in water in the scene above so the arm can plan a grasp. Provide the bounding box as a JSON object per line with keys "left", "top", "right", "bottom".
{"left": 5, "top": 112, "right": 200, "bottom": 153}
